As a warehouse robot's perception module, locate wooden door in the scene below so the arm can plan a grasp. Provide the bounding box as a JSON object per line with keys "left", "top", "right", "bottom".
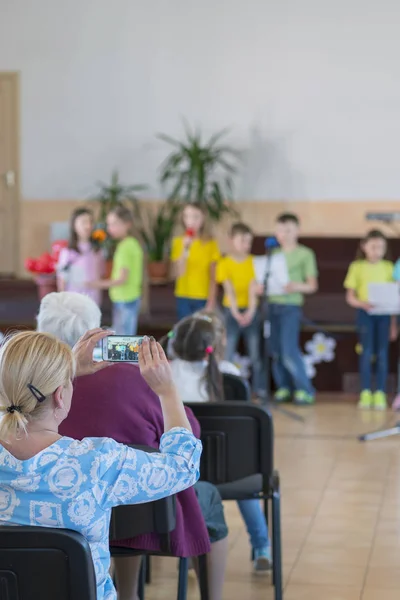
{"left": 0, "top": 73, "right": 19, "bottom": 275}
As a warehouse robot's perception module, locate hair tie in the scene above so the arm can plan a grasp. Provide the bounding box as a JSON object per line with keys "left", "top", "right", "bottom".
{"left": 27, "top": 383, "right": 46, "bottom": 403}
{"left": 167, "top": 331, "right": 174, "bottom": 339}
{"left": 205, "top": 346, "right": 214, "bottom": 355}
{"left": 7, "top": 405, "right": 22, "bottom": 414}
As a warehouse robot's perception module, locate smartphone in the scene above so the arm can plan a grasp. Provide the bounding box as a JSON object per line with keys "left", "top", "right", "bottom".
{"left": 102, "top": 335, "right": 143, "bottom": 363}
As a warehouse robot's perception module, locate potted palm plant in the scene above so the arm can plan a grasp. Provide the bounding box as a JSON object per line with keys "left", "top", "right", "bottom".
{"left": 91, "top": 170, "right": 147, "bottom": 223}
{"left": 158, "top": 124, "right": 241, "bottom": 221}
{"left": 132, "top": 201, "right": 181, "bottom": 283}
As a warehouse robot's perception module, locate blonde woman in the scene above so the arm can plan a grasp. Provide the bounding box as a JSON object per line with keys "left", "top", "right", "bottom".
{"left": 0, "top": 329, "right": 201, "bottom": 600}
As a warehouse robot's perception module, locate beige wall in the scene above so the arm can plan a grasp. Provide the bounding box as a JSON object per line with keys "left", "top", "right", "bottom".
{"left": 19, "top": 199, "right": 400, "bottom": 276}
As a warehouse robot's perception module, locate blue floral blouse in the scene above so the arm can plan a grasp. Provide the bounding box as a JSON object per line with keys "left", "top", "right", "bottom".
{"left": 0, "top": 427, "right": 202, "bottom": 600}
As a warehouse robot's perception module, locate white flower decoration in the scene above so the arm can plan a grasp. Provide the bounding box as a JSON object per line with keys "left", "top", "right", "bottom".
{"left": 304, "top": 333, "right": 336, "bottom": 364}
{"left": 302, "top": 354, "right": 316, "bottom": 379}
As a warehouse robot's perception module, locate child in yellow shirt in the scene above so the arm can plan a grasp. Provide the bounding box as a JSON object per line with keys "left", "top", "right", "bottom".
{"left": 216, "top": 222, "right": 265, "bottom": 398}
{"left": 171, "top": 203, "right": 220, "bottom": 319}
{"left": 344, "top": 229, "right": 395, "bottom": 410}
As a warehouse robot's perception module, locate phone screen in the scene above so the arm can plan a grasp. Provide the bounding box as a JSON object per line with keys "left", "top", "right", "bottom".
{"left": 102, "top": 336, "right": 143, "bottom": 363}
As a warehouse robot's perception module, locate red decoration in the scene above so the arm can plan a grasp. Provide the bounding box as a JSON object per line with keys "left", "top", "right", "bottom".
{"left": 185, "top": 228, "right": 195, "bottom": 237}
{"left": 25, "top": 240, "right": 67, "bottom": 276}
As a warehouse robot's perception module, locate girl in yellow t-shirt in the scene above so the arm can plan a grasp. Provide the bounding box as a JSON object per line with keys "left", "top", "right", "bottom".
{"left": 344, "top": 229, "right": 396, "bottom": 410}
{"left": 170, "top": 203, "right": 221, "bottom": 320}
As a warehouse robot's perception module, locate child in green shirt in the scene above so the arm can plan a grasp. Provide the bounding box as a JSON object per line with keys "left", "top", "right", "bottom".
{"left": 269, "top": 213, "right": 318, "bottom": 405}
{"left": 87, "top": 206, "right": 143, "bottom": 334}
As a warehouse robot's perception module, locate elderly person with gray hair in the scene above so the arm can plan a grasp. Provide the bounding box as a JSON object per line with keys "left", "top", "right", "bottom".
{"left": 37, "top": 292, "right": 228, "bottom": 600}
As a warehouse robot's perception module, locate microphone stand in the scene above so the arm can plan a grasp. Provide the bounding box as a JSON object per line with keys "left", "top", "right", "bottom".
{"left": 260, "top": 246, "right": 305, "bottom": 423}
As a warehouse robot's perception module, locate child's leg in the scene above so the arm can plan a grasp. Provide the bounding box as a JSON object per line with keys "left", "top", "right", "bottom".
{"left": 237, "top": 499, "right": 269, "bottom": 550}
{"left": 357, "top": 309, "right": 374, "bottom": 391}
{"left": 190, "top": 299, "right": 207, "bottom": 314}
{"left": 176, "top": 297, "right": 192, "bottom": 320}
{"left": 279, "top": 305, "right": 314, "bottom": 396}
{"left": 269, "top": 305, "right": 291, "bottom": 393}
{"left": 375, "top": 315, "right": 391, "bottom": 392}
{"left": 243, "top": 313, "right": 266, "bottom": 396}
{"left": 224, "top": 309, "right": 241, "bottom": 363}
{"left": 112, "top": 299, "right": 141, "bottom": 335}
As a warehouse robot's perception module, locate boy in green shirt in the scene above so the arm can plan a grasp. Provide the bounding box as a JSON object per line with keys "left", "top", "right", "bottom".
{"left": 87, "top": 206, "right": 143, "bottom": 334}
{"left": 269, "top": 213, "right": 318, "bottom": 405}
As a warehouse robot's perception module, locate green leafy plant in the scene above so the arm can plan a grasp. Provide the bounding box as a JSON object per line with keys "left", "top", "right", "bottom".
{"left": 91, "top": 170, "right": 147, "bottom": 223}
{"left": 158, "top": 124, "right": 241, "bottom": 221}
{"left": 131, "top": 200, "right": 181, "bottom": 262}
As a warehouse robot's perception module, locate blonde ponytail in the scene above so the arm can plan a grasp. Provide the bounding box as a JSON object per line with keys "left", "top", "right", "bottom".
{"left": 0, "top": 331, "right": 75, "bottom": 441}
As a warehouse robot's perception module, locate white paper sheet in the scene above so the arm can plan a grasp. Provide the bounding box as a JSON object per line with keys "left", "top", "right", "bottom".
{"left": 368, "top": 282, "right": 400, "bottom": 315}
{"left": 253, "top": 253, "right": 289, "bottom": 296}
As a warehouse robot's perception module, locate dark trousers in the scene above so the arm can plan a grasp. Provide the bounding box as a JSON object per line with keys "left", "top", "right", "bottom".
{"left": 176, "top": 297, "right": 207, "bottom": 320}
{"left": 357, "top": 309, "right": 390, "bottom": 392}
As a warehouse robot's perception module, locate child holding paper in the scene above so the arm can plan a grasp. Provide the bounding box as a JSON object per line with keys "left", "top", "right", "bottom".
{"left": 344, "top": 229, "right": 396, "bottom": 410}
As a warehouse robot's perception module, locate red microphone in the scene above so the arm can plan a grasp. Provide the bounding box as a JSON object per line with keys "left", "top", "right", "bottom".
{"left": 185, "top": 228, "right": 195, "bottom": 238}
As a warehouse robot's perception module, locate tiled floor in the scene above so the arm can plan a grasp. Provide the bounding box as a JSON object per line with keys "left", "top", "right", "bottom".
{"left": 145, "top": 403, "right": 400, "bottom": 599}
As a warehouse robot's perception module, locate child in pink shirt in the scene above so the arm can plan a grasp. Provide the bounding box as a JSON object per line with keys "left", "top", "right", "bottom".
{"left": 57, "top": 207, "right": 105, "bottom": 306}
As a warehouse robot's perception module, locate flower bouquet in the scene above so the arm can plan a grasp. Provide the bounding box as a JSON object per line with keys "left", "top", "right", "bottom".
{"left": 25, "top": 240, "right": 68, "bottom": 300}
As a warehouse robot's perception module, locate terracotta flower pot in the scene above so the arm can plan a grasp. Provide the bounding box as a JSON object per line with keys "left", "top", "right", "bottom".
{"left": 34, "top": 274, "right": 57, "bottom": 301}
{"left": 147, "top": 261, "right": 169, "bottom": 283}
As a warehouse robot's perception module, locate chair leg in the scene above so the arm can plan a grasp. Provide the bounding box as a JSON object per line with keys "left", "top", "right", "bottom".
{"left": 145, "top": 555, "right": 151, "bottom": 584}
{"left": 177, "top": 557, "right": 189, "bottom": 600}
{"left": 138, "top": 556, "right": 146, "bottom": 600}
{"left": 198, "top": 554, "right": 209, "bottom": 600}
{"left": 272, "top": 490, "right": 282, "bottom": 600}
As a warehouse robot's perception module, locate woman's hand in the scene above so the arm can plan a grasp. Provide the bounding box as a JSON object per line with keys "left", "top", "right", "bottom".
{"left": 139, "top": 337, "right": 175, "bottom": 397}
{"left": 73, "top": 328, "right": 113, "bottom": 377}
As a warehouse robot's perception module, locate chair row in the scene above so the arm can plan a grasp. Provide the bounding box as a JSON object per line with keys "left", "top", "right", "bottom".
{"left": 0, "top": 400, "right": 282, "bottom": 600}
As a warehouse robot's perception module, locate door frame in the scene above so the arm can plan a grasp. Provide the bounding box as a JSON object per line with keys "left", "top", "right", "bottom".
{"left": 0, "top": 71, "right": 20, "bottom": 276}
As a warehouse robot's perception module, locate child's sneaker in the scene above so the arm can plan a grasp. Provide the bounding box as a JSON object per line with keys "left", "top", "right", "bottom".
{"left": 373, "top": 391, "right": 387, "bottom": 411}
{"left": 358, "top": 390, "right": 373, "bottom": 409}
{"left": 253, "top": 546, "right": 272, "bottom": 573}
{"left": 294, "top": 390, "right": 315, "bottom": 405}
{"left": 274, "top": 388, "right": 291, "bottom": 403}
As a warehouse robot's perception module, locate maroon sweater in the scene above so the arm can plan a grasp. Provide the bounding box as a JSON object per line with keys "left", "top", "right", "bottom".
{"left": 60, "top": 363, "right": 210, "bottom": 557}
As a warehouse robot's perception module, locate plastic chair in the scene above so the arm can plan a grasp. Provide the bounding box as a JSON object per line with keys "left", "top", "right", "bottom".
{"left": 109, "top": 445, "right": 209, "bottom": 600}
{"left": 222, "top": 372, "right": 251, "bottom": 401}
{"left": 186, "top": 401, "right": 282, "bottom": 600}
{"left": 0, "top": 526, "right": 97, "bottom": 600}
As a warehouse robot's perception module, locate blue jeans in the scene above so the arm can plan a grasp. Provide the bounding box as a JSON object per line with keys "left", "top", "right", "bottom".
{"left": 357, "top": 309, "right": 390, "bottom": 392}
{"left": 224, "top": 308, "right": 266, "bottom": 395}
{"left": 112, "top": 299, "right": 141, "bottom": 335}
{"left": 237, "top": 499, "right": 269, "bottom": 550}
{"left": 269, "top": 304, "right": 314, "bottom": 395}
{"left": 176, "top": 297, "right": 207, "bottom": 320}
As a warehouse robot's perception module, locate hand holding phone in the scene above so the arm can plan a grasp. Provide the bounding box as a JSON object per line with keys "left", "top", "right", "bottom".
{"left": 102, "top": 335, "right": 144, "bottom": 363}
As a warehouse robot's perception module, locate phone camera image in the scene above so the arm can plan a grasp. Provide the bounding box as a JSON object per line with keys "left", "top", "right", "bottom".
{"left": 106, "top": 336, "right": 143, "bottom": 362}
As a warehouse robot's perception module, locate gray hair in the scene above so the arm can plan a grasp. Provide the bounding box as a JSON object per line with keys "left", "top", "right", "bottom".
{"left": 37, "top": 292, "right": 102, "bottom": 348}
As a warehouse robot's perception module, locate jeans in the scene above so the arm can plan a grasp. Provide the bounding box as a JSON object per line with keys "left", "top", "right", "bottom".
{"left": 237, "top": 499, "right": 269, "bottom": 550}
{"left": 269, "top": 303, "right": 314, "bottom": 395}
{"left": 357, "top": 309, "right": 390, "bottom": 392}
{"left": 112, "top": 299, "right": 141, "bottom": 335}
{"left": 176, "top": 297, "right": 207, "bottom": 320}
{"left": 224, "top": 308, "right": 266, "bottom": 395}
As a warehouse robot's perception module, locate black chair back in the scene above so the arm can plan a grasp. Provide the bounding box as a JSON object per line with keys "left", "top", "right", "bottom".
{"left": 0, "top": 526, "right": 97, "bottom": 600}
{"left": 186, "top": 402, "right": 273, "bottom": 488}
{"left": 109, "top": 444, "right": 176, "bottom": 554}
{"left": 222, "top": 373, "right": 251, "bottom": 402}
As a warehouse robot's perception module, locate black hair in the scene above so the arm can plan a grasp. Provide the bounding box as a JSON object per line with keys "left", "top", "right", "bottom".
{"left": 276, "top": 212, "right": 300, "bottom": 226}
{"left": 356, "top": 229, "right": 389, "bottom": 260}
{"left": 68, "top": 207, "right": 96, "bottom": 253}
{"left": 230, "top": 222, "right": 253, "bottom": 237}
{"left": 171, "top": 315, "right": 224, "bottom": 403}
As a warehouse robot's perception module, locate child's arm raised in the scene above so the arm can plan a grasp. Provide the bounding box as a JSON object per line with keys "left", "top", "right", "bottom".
{"left": 171, "top": 236, "right": 192, "bottom": 279}
{"left": 87, "top": 268, "right": 129, "bottom": 290}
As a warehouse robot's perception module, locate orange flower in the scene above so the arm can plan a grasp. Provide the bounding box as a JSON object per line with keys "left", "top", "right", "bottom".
{"left": 92, "top": 229, "right": 107, "bottom": 242}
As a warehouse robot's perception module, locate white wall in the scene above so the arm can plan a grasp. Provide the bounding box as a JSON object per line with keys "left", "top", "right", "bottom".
{"left": 1, "top": 0, "right": 399, "bottom": 200}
